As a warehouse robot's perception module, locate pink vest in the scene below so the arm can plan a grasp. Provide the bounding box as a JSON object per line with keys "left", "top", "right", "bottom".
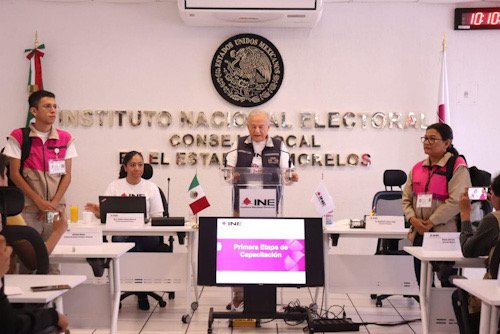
{"left": 9, "top": 127, "right": 72, "bottom": 206}
{"left": 10, "top": 127, "right": 72, "bottom": 173}
{"left": 412, "top": 156, "right": 467, "bottom": 202}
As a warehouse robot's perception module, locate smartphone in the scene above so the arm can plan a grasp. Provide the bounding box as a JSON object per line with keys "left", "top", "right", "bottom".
{"left": 468, "top": 187, "right": 489, "bottom": 201}
{"left": 31, "top": 284, "right": 71, "bottom": 292}
{"left": 45, "top": 211, "right": 59, "bottom": 224}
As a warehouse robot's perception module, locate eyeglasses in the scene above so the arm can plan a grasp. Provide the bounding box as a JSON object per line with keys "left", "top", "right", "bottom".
{"left": 420, "top": 136, "right": 444, "bottom": 144}
{"left": 39, "top": 104, "right": 58, "bottom": 110}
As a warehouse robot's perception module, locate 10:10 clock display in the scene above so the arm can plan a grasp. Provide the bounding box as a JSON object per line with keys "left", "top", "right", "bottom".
{"left": 455, "top": 8, "right": 500, "bottom": 30}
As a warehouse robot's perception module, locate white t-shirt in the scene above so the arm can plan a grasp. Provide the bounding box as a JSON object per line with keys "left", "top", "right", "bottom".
{"left": 104, "top": 178, "right": 164, "bottom": 218}
{"left": 3, "top": 129, "right": 78, "bottom": 160}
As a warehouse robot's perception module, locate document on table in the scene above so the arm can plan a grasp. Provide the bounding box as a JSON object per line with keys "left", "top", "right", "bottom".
{"left": 4, "top": 286, "right": 23, "bottom": 296}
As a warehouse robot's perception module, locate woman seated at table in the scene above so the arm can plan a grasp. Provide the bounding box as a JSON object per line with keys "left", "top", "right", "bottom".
{"left": 85, "top": 150, "right": 164, "bottom": 310}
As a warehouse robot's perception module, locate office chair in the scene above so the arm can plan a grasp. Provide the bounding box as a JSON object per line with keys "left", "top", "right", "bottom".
{"left": 118, "top": 164, "right": 174, "bottom": 309}
{"left": 372, "top": 170, "right": 407, "bottom": 254}
{"left": 369, "top": 170, "right": 418, "bottom": 307}
{"left": 0, "top": 186, "right": 49, "bottom": 274}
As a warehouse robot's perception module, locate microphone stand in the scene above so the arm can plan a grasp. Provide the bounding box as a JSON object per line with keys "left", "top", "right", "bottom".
{"left": 280, "top": 150, "right": 293, "bottom": 182}
{"left": 223, "top": 148, "right": 238, "bottom": 181}
{"left": 288, "top": 153, "right": 293, "bottom": 180}
{"left": 166, "top": 178, "right": 170, "bottom": 217}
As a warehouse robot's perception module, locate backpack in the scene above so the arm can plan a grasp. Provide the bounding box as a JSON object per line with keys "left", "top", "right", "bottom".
{"left": 445, "top": 154, "right": 492, "bottom": 188}
{"left": 1, "top": 127, "right": 33, "bottom": 186}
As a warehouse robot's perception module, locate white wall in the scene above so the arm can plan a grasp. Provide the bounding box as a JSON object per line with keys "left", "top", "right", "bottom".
{"left": 1, "top": 0, "right": 499, "bottom": 220}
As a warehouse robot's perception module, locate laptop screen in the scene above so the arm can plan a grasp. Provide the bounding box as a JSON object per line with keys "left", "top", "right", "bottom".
{"left": 98, "top": 196, "right": 147, "bottom": 224}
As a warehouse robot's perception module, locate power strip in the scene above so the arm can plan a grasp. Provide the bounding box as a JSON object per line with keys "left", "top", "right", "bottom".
{"left": 308, "top": 318, "right": 360, "bottom": 332}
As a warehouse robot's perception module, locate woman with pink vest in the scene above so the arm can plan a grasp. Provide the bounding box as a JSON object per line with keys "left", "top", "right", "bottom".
{"left": 403, "top": 123, "right": 471, "bottom": 287}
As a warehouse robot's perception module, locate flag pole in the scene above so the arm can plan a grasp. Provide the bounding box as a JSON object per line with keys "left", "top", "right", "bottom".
{"left": 437, "top": 32, "right": 449, "bottom": 124}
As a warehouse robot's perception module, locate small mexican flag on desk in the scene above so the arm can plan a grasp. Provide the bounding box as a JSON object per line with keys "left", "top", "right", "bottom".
{"left": 188, "top": 174, "right": 210, "bottom": 214}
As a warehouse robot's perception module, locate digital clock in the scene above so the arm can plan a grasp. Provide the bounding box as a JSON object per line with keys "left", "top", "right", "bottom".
{"left": 455, "top": 8, "right": 500, "bottom": 30}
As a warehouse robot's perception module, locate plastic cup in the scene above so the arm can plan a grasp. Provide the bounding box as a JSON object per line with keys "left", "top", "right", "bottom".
{"left": 69, "top": 205, "right": 79, "bottom": 223}
{"left": 82, "top": 211, "right": 94, "bottom": 224}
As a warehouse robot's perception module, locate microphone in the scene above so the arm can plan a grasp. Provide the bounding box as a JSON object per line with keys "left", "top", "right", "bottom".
{"left": 280, "top": 149, "right": 292, "bottom": 169}
{"left": 166, "top": 177, "right": 170, "bottom": 217}
{"left": 167, "top": 178, "right": 170, "bottom": 204}
{"left": 222, "top": 148, "right": 238, "bottom": 181}
{"left": 223, "top": 148, "right": 238, "bottom": 168}
{"left": 279, "top": 149, "right": 294, "bottom": 182}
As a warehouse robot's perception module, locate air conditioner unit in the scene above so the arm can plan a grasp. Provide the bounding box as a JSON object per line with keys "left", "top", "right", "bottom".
{"left": 178, "top": 0, "right": 323, "bottom": 28}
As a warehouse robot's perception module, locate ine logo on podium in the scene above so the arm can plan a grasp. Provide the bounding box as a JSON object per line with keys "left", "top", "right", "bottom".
{"left": 211, "top": 33, "right": 284, "bottom": 107}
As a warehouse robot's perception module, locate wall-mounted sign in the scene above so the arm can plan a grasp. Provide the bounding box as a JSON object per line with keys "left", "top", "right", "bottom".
{"left": 455, "top": 8, "right": 500, "bottom": 30}
{"left": 211, "top": 34, "right": 284, "bottom": 107}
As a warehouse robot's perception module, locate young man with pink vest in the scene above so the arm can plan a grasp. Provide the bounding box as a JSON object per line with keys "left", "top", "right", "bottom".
{"left": 403, "top": 123, "right": 471, "bottom": 287}
{"left": 3, "top": 90, "right": 77, "bottom": 242}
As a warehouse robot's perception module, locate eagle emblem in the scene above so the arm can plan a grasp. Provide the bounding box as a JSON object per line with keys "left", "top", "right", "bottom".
{"left": 211, "top": 34, "right": 284, "bottom": 107}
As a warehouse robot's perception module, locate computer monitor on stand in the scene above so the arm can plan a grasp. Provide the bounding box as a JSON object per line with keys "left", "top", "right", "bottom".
{"left": 198, "top": 217, "right": 324, "bottom": 328}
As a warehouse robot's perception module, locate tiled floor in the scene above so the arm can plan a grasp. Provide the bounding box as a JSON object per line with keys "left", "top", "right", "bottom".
{"left": 70, "top": 287, "right": 423, "bottom": 334}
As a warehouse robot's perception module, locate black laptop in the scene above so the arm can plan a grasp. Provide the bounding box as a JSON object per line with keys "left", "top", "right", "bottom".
{"left": 99, "top": 196, "right": 147, "bottom": 224}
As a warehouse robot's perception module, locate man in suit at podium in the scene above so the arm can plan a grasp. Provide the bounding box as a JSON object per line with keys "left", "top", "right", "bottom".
{"left": 224, "top": 109, "right": 299, "bottom": 311}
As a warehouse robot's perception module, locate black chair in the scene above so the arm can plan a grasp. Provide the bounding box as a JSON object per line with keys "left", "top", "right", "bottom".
{"left": 0, "top": 186, "right": 49, "bottom": 275}
{"left": 369, "top": 170, "right": 418, "bottom": 307}
{"left": 118, "top": 164, "right": 174, "bottom": 309}
{"left": 372, "top": 170, "right": 407, "bottom": 254}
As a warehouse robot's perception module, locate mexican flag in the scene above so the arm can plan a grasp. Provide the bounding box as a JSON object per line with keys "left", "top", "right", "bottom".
{"left": 25, "top": 41, "right": 45, "bottom": 126}
{"left": 188, "top": 174, "right": 210, "bottom": 214}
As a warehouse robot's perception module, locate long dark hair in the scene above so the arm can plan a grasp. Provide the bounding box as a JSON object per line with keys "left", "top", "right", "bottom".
{"left": 119, "top": 151, "right": 143, "bottom": 178}
{"left": 426, "top": 123, "right": 459, "bottom": 156}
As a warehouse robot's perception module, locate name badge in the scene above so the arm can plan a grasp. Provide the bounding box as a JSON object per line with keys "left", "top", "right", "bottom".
{"left": 59, "top": 227, "right": 103, "bottom": 246}
{"left": 365, "top": 215, "right": 405, "bottom": 231}
{"left": 49, "top": 159, "right": 66, "bottom": 175}
{"left": 416, "top": 193, "right": 433, "bottom": 208}
{"left": 106, "top": 213, "right": 144, "bottom": 228}
{"left": 423, "top": 232, "right": 461, "bottom": 253}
